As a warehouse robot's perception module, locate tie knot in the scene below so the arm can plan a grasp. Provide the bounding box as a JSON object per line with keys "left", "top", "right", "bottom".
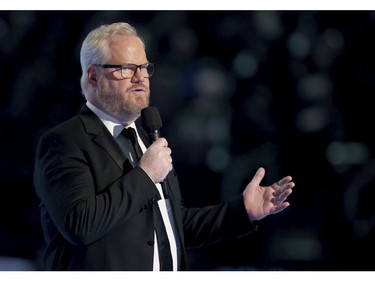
{"left": 122, "top": 127, "right": 137, "bottom": 144}
{"left": 121, "top": 127, "right": 143, "bottom": 162}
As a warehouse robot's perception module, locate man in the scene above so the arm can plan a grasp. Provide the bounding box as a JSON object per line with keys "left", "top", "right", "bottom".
{"left": 33, "top": 22, "right": 295, "bottom": 271}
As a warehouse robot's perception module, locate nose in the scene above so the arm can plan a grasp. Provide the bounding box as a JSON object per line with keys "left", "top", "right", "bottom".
{"left": 131, "top": 66, "right": 144, "bottom": 83}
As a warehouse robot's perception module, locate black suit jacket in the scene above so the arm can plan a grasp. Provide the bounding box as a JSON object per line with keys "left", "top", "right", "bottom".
{"left": 33, "top": 104, "right": 256, "bottom": 270}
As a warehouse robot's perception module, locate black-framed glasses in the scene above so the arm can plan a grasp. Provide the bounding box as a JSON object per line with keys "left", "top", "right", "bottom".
{"left": 95, "top": 62, "right": 155, "bottom": 79}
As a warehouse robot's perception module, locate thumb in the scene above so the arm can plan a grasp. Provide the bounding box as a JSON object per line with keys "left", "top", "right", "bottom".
{"left": 250, "top": 167, "right": 265, "bottom": 186}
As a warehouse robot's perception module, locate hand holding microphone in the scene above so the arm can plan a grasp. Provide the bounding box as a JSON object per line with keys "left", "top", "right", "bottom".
{"left": 139, "top": 138, "right": 172, "bottom": 184}
{"left": 138, "top": 107, "right": 173, "bottom": 186}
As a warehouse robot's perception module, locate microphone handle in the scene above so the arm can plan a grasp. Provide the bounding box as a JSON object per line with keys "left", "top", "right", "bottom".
{"left": 148, "top": 130, "right": 161, "bottom": 142}
{"left": 160, "top": 180, "right": 169, "bottom": 199}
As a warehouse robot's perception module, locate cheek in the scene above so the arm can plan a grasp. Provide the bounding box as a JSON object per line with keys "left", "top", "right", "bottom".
{"left": 101, "top": 79, "right": 129, "bottom": 93}
{"left": 120, "top": 79, "right": 135, "bottom": 89}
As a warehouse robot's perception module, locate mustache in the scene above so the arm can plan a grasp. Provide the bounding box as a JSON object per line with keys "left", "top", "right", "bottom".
{"left": 127, "top": 84, "right": 149, "bottom": 91}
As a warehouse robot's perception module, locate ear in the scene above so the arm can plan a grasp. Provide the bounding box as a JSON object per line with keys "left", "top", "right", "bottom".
{"left": 87, "top": 65, "right": 99, "bottom": 87}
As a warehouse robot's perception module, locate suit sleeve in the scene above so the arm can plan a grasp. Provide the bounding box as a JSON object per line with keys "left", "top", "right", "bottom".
{"left": 181, "top": 195, "right": 257, "bottom": 248}
{"left": 34, "top": 130, "right": 160, "bottom": 246}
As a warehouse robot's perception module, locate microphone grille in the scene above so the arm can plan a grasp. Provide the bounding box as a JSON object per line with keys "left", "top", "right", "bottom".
{"left": 141, "top": 106, "right": 162, "bottom": 132}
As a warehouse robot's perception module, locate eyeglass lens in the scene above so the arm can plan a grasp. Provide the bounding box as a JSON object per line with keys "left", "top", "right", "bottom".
{"left": 121, "top": 64, "right": 154, "bottom": 78}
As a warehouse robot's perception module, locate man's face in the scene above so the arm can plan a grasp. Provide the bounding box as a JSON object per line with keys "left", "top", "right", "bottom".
{"left": 89, "top": 35, "right": 150, "bottom": 125}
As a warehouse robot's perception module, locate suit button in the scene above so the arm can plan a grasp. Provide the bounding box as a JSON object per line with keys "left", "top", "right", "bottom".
{"left": 147, "top": 240, "right": 154, "bottom": 246}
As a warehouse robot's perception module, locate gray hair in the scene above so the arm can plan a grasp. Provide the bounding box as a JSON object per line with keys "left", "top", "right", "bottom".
{"left": 80, "top": 22, "right": 145, "bottom": 95}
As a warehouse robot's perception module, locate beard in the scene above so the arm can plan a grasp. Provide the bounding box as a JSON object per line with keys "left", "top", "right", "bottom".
{"left": 96, "top": 83, "right": 150, "bottom": 124}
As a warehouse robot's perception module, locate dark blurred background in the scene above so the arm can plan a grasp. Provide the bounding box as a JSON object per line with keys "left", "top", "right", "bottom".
{"left": 0, "top": 10, "right": 375, "bottom": 271}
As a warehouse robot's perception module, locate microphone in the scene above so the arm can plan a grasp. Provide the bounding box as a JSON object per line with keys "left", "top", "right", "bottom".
{"left": 141, "top": 106, "right": 168, "bottom": 199}
{"left": 141, "top": 106, "right": 162, "bottom": 142}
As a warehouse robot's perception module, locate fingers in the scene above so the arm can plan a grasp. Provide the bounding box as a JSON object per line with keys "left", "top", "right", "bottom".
{"left": 139, "top": 137, "right": 173, "bottom": 183}
{"left": 278, "top": 175, "right": 293, "bottom": 187}
{"left": 151, "top": 138, "right": 172, "bottom": 164}
{"left": 250, "top": 167, "right": 265, "bottom": 186}
{"left": 270, "top": 192, "right": 292, "bottom": 215}
{"left": 273, "top": 202, "right": 290, "bottom": 214}
{"left": 153, "top": 137, "right": 168, "bottom": 147}
{"left": 272, "top": 188, "right": 293, "bottom": 206}
{"left": 273, "top": 176, "right": 295, "bottom": 197}
{"left": 271, "top": 174, "right": 295, "bottom": 212}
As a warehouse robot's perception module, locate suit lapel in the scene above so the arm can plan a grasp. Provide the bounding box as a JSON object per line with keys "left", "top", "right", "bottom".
{"left": 78, "top": 104, "right": 130, "bottom": 171}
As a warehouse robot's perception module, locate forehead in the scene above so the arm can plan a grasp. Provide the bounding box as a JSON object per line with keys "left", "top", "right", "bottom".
{"left": 107, "top": 35, "right": 147, "bottom": 63}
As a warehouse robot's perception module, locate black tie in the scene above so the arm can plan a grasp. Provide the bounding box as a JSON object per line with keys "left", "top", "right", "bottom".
{"left": 121, "top": 127, "right": 143, "bottom": 164}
